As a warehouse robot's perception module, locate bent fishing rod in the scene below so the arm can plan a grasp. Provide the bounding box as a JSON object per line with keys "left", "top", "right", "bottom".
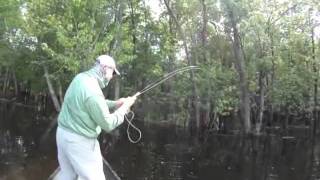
{"left": 124, "top": 65, "right": 201, "bottom": 143}
{"left": 138, "top": 65, "right": 200, "bottom": 96}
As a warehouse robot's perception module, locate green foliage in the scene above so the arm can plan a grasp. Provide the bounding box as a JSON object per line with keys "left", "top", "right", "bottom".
{"left": 0, "top": 0, "right": 319, "bottom": 127}
{"left": 272, "top": 63, "right": 312, "bottom": 108}
{"left": 199, "top": 65, "right": 238, "bottom": 115}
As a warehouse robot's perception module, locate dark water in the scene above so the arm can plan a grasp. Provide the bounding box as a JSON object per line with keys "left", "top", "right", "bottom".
{"left": 1, "top": 102, "right": 320, "bottom": 180}
{"left": 106, "top": 123, "right": 320, "bottom": 180}
{"left": 0, "top": 102, "right": 58, "bottom": 180}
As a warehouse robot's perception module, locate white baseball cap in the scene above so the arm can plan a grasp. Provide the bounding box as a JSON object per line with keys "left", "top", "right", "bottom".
{"left": 96, "top": 55, "right": 120, "bottom": 75}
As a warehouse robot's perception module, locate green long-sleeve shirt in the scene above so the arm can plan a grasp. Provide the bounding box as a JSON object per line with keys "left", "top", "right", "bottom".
{"left": 58, "top": 67, "right": 128, "bottom": 138}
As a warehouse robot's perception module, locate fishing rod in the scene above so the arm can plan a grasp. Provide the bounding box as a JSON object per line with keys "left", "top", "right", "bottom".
{"left": 137, "top": 65, "right": 200, "bottom": 96}
{"left": 125, "top": 66, "right": 201, "bottom": 143}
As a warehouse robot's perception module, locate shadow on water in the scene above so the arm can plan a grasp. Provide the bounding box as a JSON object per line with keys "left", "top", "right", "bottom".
{"left": 1, "top": 102, "right": 320, "bottom": 180}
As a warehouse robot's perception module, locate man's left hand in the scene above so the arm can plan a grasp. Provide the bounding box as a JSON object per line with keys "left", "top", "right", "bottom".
{"left": 116, "top": 98, "right": 125, "bottom": 108}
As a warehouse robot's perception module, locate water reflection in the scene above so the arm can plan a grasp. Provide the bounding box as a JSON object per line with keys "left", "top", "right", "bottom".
{"left": 0, "top": 102, "right": 57, "bottom": 180}
{"left": 0, "top": 128, "right": 58, "bottom": 179}
{"left": 1, "top": 101, "right": 320, "bottom": 180}
{"left": 105, "top": 123, "right": 320, "bottom": 180}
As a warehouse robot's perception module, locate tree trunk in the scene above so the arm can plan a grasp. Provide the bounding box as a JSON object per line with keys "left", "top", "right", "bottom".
{"left": 268, "top": 27, "right": 275, "bottom": 127}
{"left": 2, "top": 67, "right": 9, "bottom": 96}
{"left": 129, "top": 0, "right": 137, "bottom": 54}
{"left": 113, "top": 0, "right": 125, "bottom": 53}
{"left": 167, "top": 11, "right": 177, "bottom": 123}
{"left": 43, "top": 65, "right": 61, "bottom": 112}
{"left": 111, "top": 0, "right": 125, "bottom": 99}
{"left": 256, "top": 72, "right": 265, "bottom": 134}
{"left": 12, "top": 70, "right": 18, "bottom": 96}
{"left": 57, "top": 79, "right": 64, "bottom": 104}
{"left": 129, "top": 0, "right": 139, "bottom": 99}
{"left": 311, "top": 22, "right": 318, "bottom": 135}
{"left": 200, "top": 0, "right": 211, "bottom": 136}
{"left": 114, "top": 79, "right": 120, "bottom": 99}
{"left": 39, "top": 66, "right": 61, "bottom": 144}
{"left": 163, "top": 0, "right": 200, "bottom": 134}
{"left": 227, "top": 6, "right": 251, "bottom": 134}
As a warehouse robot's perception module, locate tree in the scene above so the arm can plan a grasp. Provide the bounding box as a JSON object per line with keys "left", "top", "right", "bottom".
{"left": 223, "top": 0, "right": 251, "bottom": 133}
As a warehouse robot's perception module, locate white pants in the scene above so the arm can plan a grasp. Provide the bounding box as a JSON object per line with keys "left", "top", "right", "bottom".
{"left": 56, "top": 127, "right": 105, "bottom": 180}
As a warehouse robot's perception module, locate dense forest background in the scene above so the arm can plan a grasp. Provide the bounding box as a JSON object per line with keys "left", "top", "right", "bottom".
{"left": 1, "top": 0, "right": 320, "bottom": 136}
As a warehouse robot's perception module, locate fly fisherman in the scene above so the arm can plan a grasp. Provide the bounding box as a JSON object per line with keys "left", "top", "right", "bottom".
{"left": 56, "top": 55, "right": 138, "bottom": 180}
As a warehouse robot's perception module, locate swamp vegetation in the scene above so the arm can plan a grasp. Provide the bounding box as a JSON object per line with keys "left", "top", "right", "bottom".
{"left": 1, "top": 0, "right": 320, "bottom": 179}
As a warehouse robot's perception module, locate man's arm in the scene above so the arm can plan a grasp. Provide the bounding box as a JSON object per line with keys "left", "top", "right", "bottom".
{"left": 106, "top": 99, "right": 124, "bottom": 111}
{"left": 86, "top": 96, "right": 129, "bottom": 132}
{"left": 106, "top": 100, "right": 117, "bottom": 111}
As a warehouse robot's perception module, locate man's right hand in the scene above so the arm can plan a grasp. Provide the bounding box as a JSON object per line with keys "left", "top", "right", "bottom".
{"left": 123, "top": 95, "right": 137, "bottom": 109}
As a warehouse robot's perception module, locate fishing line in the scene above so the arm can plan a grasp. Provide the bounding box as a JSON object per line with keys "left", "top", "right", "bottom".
{"left": 125, "top": 66, "right": 200, "bottom": 143}
{"left": 125, "top": 111, "right": 141, "bottom": 143}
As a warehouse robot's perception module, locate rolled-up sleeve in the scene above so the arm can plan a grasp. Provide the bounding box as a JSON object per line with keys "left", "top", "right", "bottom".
{"left": 85, "top": 95, "right": 127, "bottom": 132}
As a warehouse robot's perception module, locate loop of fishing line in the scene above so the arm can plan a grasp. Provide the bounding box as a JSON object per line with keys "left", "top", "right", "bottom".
{"left": 125, "top": 110, "right": 142, "bottom": 143}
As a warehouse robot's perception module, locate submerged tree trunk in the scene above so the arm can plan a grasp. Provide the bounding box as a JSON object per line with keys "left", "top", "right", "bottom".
{"left": 282, "top": 106, "right": 289, "bottom": 135}
{"left": 227, "top": 6, "right": 251, "bottom": 134}
{"left": 43, "top": 65, "right": 61, "bottom": 112}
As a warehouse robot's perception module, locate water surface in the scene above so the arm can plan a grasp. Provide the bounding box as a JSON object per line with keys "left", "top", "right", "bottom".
{"left": 1, "top": 102, "right": 319, "bottom": 180}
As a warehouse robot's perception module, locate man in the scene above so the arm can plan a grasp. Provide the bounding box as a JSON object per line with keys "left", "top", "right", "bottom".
{"left": 56, "top": 55, "right": 138, "bottom": 180}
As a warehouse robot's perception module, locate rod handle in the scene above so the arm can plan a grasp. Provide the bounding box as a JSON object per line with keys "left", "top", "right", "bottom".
{"left": 133, "top": 92, "right": 141, "bottom": 97}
